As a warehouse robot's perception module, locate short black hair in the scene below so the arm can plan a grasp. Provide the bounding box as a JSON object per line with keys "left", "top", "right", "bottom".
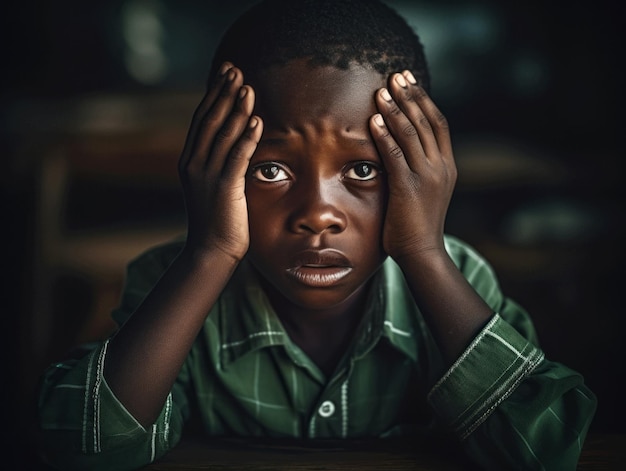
{"left": 211, "top": 0, "right": 430, "bottom": 92}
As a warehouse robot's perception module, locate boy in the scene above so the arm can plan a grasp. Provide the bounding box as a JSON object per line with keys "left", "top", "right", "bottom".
{"left": 37, "top": 0, "right": 597, "bottom": 469}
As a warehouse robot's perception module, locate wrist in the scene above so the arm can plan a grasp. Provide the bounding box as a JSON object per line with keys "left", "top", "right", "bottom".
{"left": 180, "top": 242, "right": 243, "bottom": 272}
{"left": 388, "top": 240, "right": 448, "bottom": 268}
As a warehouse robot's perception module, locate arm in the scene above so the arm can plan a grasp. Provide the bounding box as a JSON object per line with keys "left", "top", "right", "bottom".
{"left": 369, "top": 72, "right": 596, "bottom": 470}
{"left": 434, "top": 238, "right": 596, "bottom": 469}
{"left": 369, "top": 71, "right": 491, "bottom": 364}
{"left": 38, "top": 63, "right": 263, "bottom": 470}
{"left": 104, "top": 62, "right": 263, "bottom": 427}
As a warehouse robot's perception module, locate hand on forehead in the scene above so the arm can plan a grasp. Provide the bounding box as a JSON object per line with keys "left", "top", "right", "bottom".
{"left": 249, "top": 60, "right": 388, "bottom": 134}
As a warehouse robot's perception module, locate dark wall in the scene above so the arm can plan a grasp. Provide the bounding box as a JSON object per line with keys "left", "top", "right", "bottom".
{"left": 1, "top": 0, "right": 623, "bottom": 466}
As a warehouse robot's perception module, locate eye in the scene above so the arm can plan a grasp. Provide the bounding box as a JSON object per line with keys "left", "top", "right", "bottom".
{"left": 250, "top": 162, "right": 290, "bottom": 182}
{"left": 344, "top": 162, "right": 380, "bottom": 181}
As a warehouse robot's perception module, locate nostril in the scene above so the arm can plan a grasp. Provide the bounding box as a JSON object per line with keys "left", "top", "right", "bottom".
{"left": 326, "top": 223, "right": 343, "bottom": 234}
{"left": 291, "top": 208, "right": 347, "bottom": 235}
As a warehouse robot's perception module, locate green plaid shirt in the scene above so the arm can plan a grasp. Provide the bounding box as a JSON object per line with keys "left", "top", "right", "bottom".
{"left": 38, "top": 235, "right": 596, "bottom": 470}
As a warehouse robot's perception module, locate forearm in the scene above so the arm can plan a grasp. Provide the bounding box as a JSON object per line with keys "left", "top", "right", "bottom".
{"left": 39, "top": 343, "right": 187, "bottom": 469}
{"left": 396, "top": 248, "right": 493, "bottom": 365}
{"left": 371, "top": 73, "right": 491, "bottom": 362}
{"left": 104, "top": 246, "right": 239, "bottom": 427}
{"left": 462, "top": 360, "right": 597, "bottom": 470}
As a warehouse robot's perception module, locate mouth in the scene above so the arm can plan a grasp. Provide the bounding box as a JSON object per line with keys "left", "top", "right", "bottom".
{"left": 286, "top": 249, "right": 353, "bottom": 288}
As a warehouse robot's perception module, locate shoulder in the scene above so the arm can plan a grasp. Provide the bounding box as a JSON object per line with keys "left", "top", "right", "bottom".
{"left": 111, "top": 235, "right": 186, "bottom": 325}
{"left": 445, "top": 235, "right": 504, "bottom": 311}
{"left": 126, "top": 235, "right": 186, "bottom": 276}
{"left": 443, "top": 234, "right": 493, "bottom": 273}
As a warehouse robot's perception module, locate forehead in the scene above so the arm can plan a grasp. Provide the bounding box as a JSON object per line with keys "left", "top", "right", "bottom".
{"left": 249, "top": 60, "right": 387, "bottom": 132}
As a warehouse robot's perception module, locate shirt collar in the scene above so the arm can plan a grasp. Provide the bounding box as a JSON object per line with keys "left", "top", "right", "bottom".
{"left": 352, "top": 258, "right": 419, "bottom": 363}
{"left": 218, "top": 259, "right": 289, "bottom": 367}
{"left": 218, "top": 257, "right": 419, "bottom": 368}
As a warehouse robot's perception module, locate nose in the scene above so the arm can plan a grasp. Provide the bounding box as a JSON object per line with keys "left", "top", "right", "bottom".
{"left": 288, "top": 178, "right": 347, "bottom": 235}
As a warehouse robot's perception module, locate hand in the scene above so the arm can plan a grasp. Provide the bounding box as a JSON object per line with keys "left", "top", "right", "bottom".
{"left": 369, "top": 71, "right": 457, "bottom": 262}
{"left": 178, "top": 63, "right": 263, "bottom": 262}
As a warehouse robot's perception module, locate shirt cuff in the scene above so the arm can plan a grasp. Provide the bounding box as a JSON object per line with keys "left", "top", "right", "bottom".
{"left": 427, "top": 313, "right": 544, "bottom": 440}
{"left": 84, "top": 340, "right": 174, "bottom": 457}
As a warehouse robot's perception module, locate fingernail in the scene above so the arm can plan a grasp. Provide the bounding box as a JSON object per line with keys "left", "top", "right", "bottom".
{"left": 227, "top": 69, "right": 237, "bottom": 81}
{"left": 219, "top": 62, "right": 231, "bottom": 76}
{"left": 395, "top": 74, "right": 408, "bottom": 88}
{"left": 239, "top": 86, "right": 248, "bottom": 99}
{"left": 373, "top": 114, "right": 385, "bottom": 127}
{"left": 381, "top": 88, "right": 392, "bottom": 102}
{"left": 249, "top": 117, "right": 258, "bottom": 128}
{"left": 404, "top": 70, "right": 417, "bottom": 85}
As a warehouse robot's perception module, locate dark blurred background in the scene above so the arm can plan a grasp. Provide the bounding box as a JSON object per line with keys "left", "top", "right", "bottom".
{"left": 1, "top": 0, "right": 623, "bottom": 466}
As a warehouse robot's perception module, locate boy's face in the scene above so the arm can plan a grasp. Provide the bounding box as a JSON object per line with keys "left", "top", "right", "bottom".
{"left": 245, "top": 59, "right": 388, "bottom": 312}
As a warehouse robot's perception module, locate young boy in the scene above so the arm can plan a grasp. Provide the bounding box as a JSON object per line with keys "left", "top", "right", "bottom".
{"left": 37, "top": 0, "right": 597, "bottom": 469}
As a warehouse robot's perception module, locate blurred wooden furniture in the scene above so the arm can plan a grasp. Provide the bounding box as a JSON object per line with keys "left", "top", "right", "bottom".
{"left": 28, "top": 92, "right": 199, "bottom": 370}
{"left": 142, "top": 433, "right": 625, "bottom": 470}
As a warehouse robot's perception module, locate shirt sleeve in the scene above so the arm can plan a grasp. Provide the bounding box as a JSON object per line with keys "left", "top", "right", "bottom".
{"left": 38, "top": 341, "right": 188, "bottom": 470}
{"left": 37, "top": 240, "right": 189, "bottom": 471}
{"left": 429, "top": 236, "right": 597, "bottom": 470}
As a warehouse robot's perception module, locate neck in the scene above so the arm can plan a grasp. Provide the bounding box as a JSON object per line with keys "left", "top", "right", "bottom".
{"left": 260, "top": 278, "right": 371, "bottom": 376}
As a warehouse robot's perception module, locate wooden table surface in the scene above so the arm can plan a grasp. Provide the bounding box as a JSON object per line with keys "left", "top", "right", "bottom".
{"left": 143, "top": 433, "right": 625, "bottom": 470}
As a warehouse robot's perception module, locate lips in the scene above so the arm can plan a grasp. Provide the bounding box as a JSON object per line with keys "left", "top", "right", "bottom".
{"left": 286, "top": 249, "right": 353, "bottom": 288}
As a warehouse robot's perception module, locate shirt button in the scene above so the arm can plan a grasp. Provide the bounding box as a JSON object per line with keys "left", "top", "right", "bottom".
{"left": 318, "top": 401, "right": 335, "bottom": 418}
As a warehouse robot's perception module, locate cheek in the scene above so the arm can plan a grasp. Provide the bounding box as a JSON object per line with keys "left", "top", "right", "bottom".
{"left": 353, "top": 190, "right": 386, "bottom": 231}
{"left": 245, "top": 190, "right": 284, "bottom": 248}
{"left": 247, "top": 201, "right": 271, "bottom": 235}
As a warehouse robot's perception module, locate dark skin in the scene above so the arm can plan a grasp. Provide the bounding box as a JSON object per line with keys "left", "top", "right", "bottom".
{"left": 104, "top": 59, "right": 493, "bottom": 427}
{"left": 245, "top": 62, "right": 388, "bottom": 374}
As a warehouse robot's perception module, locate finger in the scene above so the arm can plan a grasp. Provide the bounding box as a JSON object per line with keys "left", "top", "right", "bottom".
{"left": 191, "top": 67, "right": 244, "bottom": 168}
{"left": 180, "top": 62, "right": 234, "bottom": 167}
{"left": 222, "top": 115, "right": 263, "bottom": 184}
{"left": 369, "top": 112, "right": 411, "bottom": 186}
{"left": 183, "top": 66, "right": 244, "bottom": 172}
{"left": 398, "top": 72, "right": 457, "bottom": 186}
{"left": 205, "top": 84, "right": 257, "bottom": 176}
{"left": 375, "top": 86, "right": 427, "bottom": 171}
{"left": 400, "top": 70, "right": 453, "bottom": 166}
{"left": 387, "top": 73, "right": 441, "bottom": 163}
